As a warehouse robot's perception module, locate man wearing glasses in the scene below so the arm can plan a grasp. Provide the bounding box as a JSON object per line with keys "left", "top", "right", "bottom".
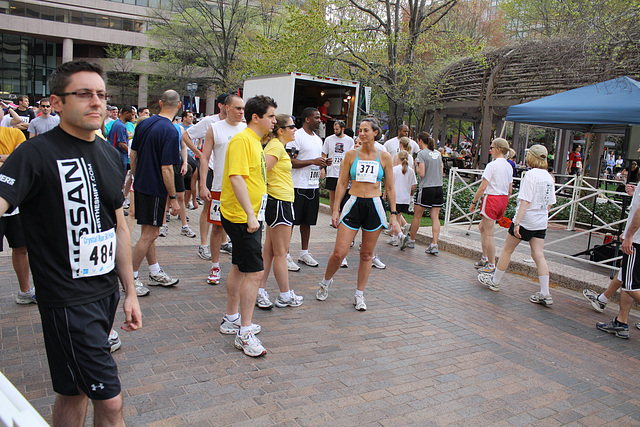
{"left": 0, "top": 60, "right": 141, "bottom": 425}
{"left": 28, "top": 98, "right": 60, "bottom": 138}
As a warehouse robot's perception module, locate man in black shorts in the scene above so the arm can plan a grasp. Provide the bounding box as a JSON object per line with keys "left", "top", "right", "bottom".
{"left": 596, "top": 183, "right": 640, "bottom": 339}
{"left": 130, "top": 90, "right": 182, "bottom": 289}
{"left": 219, "top": 95, "right": 277, "bottom": 357}
{"left": 0, "top": 60, "right": 142, "bottom": 425}
{"left": 286, "top": 107, "right": 328, "bottom": 269}
{"left": 0, "top": 126, "right": 31, "bottom": 304}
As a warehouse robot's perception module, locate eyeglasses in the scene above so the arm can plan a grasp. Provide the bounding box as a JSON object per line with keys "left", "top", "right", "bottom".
{"left": 55, "top": 91, "right": 109, "bottom": 101}
{"left": 490, "top": 145, "right": 495, "bottom": 149}
{"left": 282, "top": 124, "right": 296, "bottom": 129}
{"left": 40, "top": 105, "right": 51, "bottom": 108}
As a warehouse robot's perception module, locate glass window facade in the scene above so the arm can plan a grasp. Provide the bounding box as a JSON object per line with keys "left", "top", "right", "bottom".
{"left": 0, "top": 1, "right": 147, "bottom": 32}
{"left": 0, "top": 34, "right": 58, "bottom": 101}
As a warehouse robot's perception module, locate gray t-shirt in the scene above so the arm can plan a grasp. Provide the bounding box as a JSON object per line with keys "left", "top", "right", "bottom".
{"left": 27, "top": 115, "right": 60, "bottom": 136}
{"left": 416, "top": 148, "right": 443, "bottom": 188}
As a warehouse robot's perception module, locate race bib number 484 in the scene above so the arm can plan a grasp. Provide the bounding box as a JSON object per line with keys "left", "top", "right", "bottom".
{"left": 78, "top": 228, "right": 116, "bottom": 277}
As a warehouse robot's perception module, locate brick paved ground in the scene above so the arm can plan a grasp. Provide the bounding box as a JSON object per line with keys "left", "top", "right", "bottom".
{"left": 2, "top": 207, "right": 640, "bottom": 426}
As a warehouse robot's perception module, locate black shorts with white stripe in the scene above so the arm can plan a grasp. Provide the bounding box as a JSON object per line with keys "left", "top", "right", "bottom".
{"left": 621, "top": 242, "right": 640, "bottom": 292}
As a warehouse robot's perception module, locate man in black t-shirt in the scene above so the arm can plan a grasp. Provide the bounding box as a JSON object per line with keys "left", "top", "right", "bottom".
{"left": 0, "top": 61, "right": 141, "bottom": 426}
{"left": 130, "top": 89, "right": 181, "bottom": 288}
{"left": 12, "top": 95, "right": 35, "bottom": 139}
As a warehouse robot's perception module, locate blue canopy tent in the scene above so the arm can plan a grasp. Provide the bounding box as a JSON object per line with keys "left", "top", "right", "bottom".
{"left": 506, "top": 76, "right": 640, "bottom": 134}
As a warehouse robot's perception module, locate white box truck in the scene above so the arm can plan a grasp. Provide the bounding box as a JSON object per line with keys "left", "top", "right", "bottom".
{"left": 242, "top": 72, "right": 362, "bottom": 131}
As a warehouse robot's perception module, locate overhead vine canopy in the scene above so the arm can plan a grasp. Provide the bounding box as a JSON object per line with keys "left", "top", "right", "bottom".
{"left": 426, "top": 38, "right": 640, "bottom": 115}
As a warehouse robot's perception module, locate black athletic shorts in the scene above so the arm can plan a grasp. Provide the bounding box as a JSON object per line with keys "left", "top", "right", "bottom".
{"left": 416, "top": 186, "right": 444, "bottom": 208}
{"left": 206, "top": 168, "right": 213, "bottom": 191}
{"left": 0, "top": 214, "right": 26, "bottom": 250}
{"left": 508, "top": 222, "right": 546, "bottom": 241}
{"left": 396, "top": 203, "right": 410, "bottom": 214}
{"left": 221, "top": 215, "right": 264, "bottom": 273}
{"left": 293, "top": 188, "right": 320, "bottom": 226}
{"left": 265, "top": 196, "right": 295, "bottom": 228}
{"left": 325, "top": 177, "right": 338, "bottom": 191}
{"left": 621, "top": 242, "right": 640, "bottom": 292}
{"left": 135, "top": 191, "right": 165, "bottom": 227}
{"left": 39, "top": 290, "right": 121, "bottom": 400}
{"left": 339, "top": 196, "right": 388, "bottom": 232}
{"left": 173, "top": 165, "right": 186, "bottom": 193}
{"left": 184, "top": 156, "right": 198, "bottom": 191}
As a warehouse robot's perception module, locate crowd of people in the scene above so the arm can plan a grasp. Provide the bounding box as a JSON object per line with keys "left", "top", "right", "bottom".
{"left": 1, "top": 60, "right": 638, "bottom": 425}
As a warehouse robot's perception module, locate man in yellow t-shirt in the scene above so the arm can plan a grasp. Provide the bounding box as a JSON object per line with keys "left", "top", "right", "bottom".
{"left": 0, "top": 126, "right": 32, "bottom": 305}
{"left": 220, "top": 95, "right": 277, "bottom": 357}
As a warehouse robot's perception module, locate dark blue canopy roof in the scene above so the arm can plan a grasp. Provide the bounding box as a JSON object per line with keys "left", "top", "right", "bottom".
{"left": 506, "top": 77, "right": 640, "bottom": 134}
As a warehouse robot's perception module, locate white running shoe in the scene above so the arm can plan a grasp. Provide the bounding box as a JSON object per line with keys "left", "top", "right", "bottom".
{"left": 286, "top": 254, "right": 300, "bottom": 271}
{"left": 316, "top": 279, "right": 332, "bottom": 301}
{"left": 234, "top": 331, "right": 266, "bottom": 357}
{"left": 372, "top": 255, "right": 386, "bottom": 269}
{"left": 219, "top": 315, "right": 261, "bottom": 335}
{"left": 198, "top": 245, "right": 212, "bottom": 260}
{"left": 256, "top": 292, "right": 274, "bottom": 309}
{"left": 148, "top": 269, "right": 179, "bottom": 287}
{"left": 477, "top": 273, "right": 499, "bottom": 291}
{"left": 158, "top": 224, "right": 168, "bottom": 237}
{"left": 354, "top": 294, "right": 367, "bottom": 311}
{"left": 275, "top": 290, "right": 304, "bottom": 307}
{"left": 207, "top": 267, "right": 221, "bottom": 285}
{"left": 298, "top": 253, "right": 319, "bottom": 267}
{"left": 181, "top": 225, "right": 196, "bottom": 238}
{"left": 134, "top": 278, "right": 150, "bottom": 296}
{"left": 16, "top": 288, "right": 36, "bottom": 304}
{"left": 341, "top": 257, "right": 348, "bottom": 268}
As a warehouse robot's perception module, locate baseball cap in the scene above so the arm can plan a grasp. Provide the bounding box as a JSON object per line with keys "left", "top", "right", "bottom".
{"left": 528, "top": 144, "right": 548, "bottom": 159}
{"left": 216, "top": 93, "right": 231, "bottom": 105}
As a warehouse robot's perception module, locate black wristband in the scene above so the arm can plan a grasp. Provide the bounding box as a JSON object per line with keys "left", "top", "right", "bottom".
{"left": 390, "top": 211, "right": 399, "bottom": 215}
{"left": 169, "top": 194, "right": 177, "bottom": 200}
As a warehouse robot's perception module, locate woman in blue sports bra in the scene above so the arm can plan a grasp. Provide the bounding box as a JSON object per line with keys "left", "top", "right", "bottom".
{"left": 316, "top": 118, "right": 401, "bottom": 311}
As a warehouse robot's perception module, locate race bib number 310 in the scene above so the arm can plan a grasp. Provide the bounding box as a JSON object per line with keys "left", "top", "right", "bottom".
{"left": 78, "top": 228, "right": 116, "bottom": 277}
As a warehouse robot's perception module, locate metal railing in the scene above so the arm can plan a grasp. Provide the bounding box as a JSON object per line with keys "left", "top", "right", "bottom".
{"left": 443, "top": 167, "right": 630, "bottom": 272}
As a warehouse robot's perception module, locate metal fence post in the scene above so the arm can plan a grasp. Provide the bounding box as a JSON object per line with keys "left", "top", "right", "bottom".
{"left": 443, "top": 167, "right": 457, "bottom": 237}
{"left": 568, "top": 174, "right": 582, "bottom": 231}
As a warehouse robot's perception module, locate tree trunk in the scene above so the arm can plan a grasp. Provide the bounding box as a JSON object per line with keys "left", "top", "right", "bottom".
{"left": 387, "top": 97, "right": 405, "bottom": 138}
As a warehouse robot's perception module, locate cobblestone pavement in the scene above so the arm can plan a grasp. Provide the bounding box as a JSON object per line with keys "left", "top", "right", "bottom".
{"left": 2, "top": 207, "right": 640, "bottom": 426}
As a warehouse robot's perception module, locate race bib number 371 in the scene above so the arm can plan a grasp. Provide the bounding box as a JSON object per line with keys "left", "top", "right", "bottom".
{"left": 78, "top": 228, "right": 116, "bottom": 277}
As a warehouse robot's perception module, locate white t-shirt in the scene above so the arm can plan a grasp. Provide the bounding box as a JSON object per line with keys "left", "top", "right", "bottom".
{"left": 482, "top": 157, "right": 513, "bottom": 196}
{"left": 393, "top": 164, "right": 417, "bottom": 205}
{"left": 211, "top": 120, "right": 246, "bottom": 191}
{"left": 384, "top": 137, "right": 419, "bottom": 155}
{"left": 1, "top": 114, "right": 12, "bottom": 128}
{"left": 624, "top": 184, "right": 640, "bottom": 244}
{"left": 287, "top": 129, "right": 323, "bottom": 189}
{"left": 186, "top": 114, "right": 221, "bottom": 141}
{"left": 516, "top": 168, "right": 556, "bottom": 231}
{"left": 323, "top": 134, "right": 354, "bottom": 178}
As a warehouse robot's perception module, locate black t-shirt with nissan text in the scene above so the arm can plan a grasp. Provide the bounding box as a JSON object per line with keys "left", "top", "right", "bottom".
{"left": 0, "top": 126, "right": 124, "bottom": 308}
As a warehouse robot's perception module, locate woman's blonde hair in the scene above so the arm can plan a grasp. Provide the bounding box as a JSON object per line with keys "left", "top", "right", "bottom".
{"left": 492, "top": 138, "right": 510, "bottom": 156}
{"left": 397, "top": 150, "right": 409, "bottom": 174}
{"left": 399, "top": 137, "right": 411, "bottom": 152}
{"left": 508, "top": 148, "right": 516, "bottom": 160}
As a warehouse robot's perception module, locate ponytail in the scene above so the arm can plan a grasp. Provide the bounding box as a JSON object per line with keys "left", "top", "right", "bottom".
{"left": 398, "top": 150, "right": 409, "bottom": 174}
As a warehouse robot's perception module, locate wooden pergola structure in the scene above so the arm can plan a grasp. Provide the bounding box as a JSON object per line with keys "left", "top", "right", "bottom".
{"left": 426, "top": 39, "right": 640, "bottom": 173}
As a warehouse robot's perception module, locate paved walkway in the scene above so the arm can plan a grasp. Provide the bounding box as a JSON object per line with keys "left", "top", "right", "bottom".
{"left": 2, "top": 206, "right": 640, "bottom": 426}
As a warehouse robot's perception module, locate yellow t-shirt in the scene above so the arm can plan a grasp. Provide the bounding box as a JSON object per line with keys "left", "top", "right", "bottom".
{"left": 220, "top": 128, "right": 267, "bottom": 223}
{"left": 264, "top": 138, "right": 294, "bottom": 202}
{"left": 0, "top": 127, "right": 26, "bottom": 155}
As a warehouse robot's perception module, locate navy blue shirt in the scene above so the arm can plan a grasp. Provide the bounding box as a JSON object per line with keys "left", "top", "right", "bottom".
{"left": 131, "top": 115, "right": 180, "bottom": 197}
{"left": 107, "top": 118, "right": 128, "bottom": 155}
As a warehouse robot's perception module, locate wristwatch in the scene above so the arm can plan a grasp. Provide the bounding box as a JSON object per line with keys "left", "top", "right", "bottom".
{"left": 169, "top": 194, "right": 177, "bottom": 200}
{"left": 390, "top": 211, "right": 399, "bottom": 215}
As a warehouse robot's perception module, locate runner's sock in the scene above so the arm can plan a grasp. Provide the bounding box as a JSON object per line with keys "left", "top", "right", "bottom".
{"left": 598, "top": 293, "right": 609, "bottom": 303}
{"left": 133, "top": 271, "right": 139, "bottom": 279}
{"left": 322, "top": 278, "right": 332, "bottom": 286}
{"left": 492, "top": 269, "right": 505, "bottom": 284}
{"left": 239, "top": 325, "right": 251, "bottom": 335}
{"left": 109, "top": 330, "right": 118, "bottom": 340}
{"left": 211, "top": 262, "right": 220, "bottom": 269}
{"left": 280, "top": 291, "right": 291, "bottom": 301}
{"left": 149, "top": 263, "right": 161, "bottom": 276}
{"left": 226, "top": 313, "right": 239, "bottom": 322}
{"left": 539, "top": 275, "right": 550, "bottom": 295}
{"left": 300, "top": 249, "right": 309, "bottom": 257}
{"left": 355, "top": 289, "right": 364, "bottom": 298}
{"left": 258, "top": 288, "right": 267, "bottom": 297}
{"left": 481, "top": 256, "right": 488, "bottom": 263}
